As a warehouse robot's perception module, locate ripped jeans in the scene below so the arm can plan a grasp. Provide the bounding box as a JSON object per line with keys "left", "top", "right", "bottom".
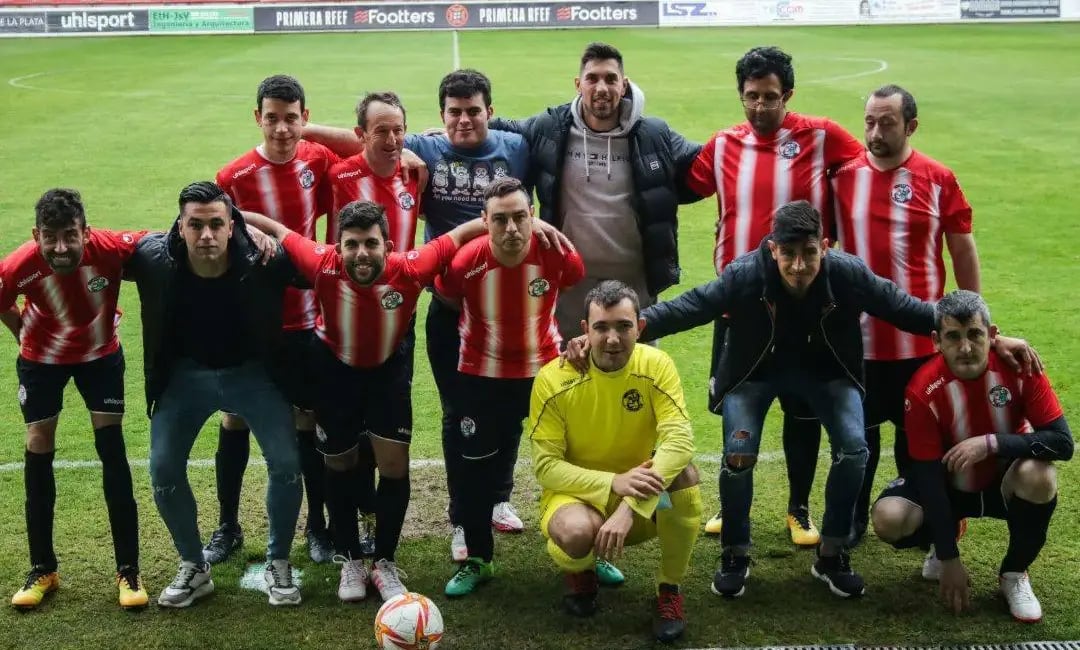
{"left": 149, "top": 358, "right": 302, "bottom": 564}
{"left": 719, "top": 373, "right": 867, "bottom": 551}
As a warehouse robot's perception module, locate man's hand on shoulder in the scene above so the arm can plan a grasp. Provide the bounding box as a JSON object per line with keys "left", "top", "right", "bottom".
{"left": 611, "top": 460, "right": 664, "bottom": 500}
{"left": 559, "top": 334, "right": 590, "bottom": 374}
{"left": 992, "top": 334, "right": 1043, "bottom": 376}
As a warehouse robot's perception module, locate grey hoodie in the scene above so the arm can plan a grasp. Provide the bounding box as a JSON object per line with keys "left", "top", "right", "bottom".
{"left": 555, "top": 81, "right": 653, "bottom": 340}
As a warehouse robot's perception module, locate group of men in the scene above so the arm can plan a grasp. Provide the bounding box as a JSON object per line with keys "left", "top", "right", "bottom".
{"left": 1, "top": 39, "right": 1071, "bottom": 644}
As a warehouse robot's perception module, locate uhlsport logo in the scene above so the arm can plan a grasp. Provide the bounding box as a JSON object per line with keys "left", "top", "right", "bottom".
{"left": 989, "top": 385, "right": 1012, "bottom": 407}
{"left": 380, "top": 290, "right": 404, "bottom": 310}
{"left": 779, "top": 141, "right": 801, "bottom": 159}
{"left": 622, "top": 389, "right": 644, "bottom": 412}
{"left": 528, "top": 277, "right": 551, "bottom": 298}
{"left": 87, "top": 276, "right": 109, "bottom": 293}
{"left": 57, "top": 10, "right": 140, "bottom": 32}
{"left": 891, "top": 183, "right": 913, "bottom": 204}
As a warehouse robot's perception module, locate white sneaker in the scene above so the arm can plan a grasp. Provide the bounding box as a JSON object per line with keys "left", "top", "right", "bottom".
{"left": 1000, "top": 572, "right": 1042, "bottom": 622}
{"left": 158, "top": 561, "right": 214, "bottom": 608}
{"left": 370, "top": 559, "right": 408, "bottom": 602}
{"left": 263, "top": 559, "right": 301, "bottom": 606}
{"left": 492, "top": 501, "right": 524, "bottom": 533}
{"left": 334, "top": 555, "right": 369, "bottom": 602}
{"left": 922, "top": 546, "right": 942, "bottom": 581}
{"left": 450, "top": 526, "right": 468, "bottom": 562}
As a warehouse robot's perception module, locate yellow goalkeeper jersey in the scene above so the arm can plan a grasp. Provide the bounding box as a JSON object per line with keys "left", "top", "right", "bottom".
{"left": 528, "top": 344, "right": 694, "bottom": 520}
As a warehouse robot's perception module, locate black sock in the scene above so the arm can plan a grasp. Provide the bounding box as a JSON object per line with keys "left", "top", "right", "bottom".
{"left": 460, "top": 456, "right": 498, "bottom": 562}
{"left": 215, "top": 424, "right": 249, "bottom": 527}
{"left": 374, "top": 474, "right": 410, "bottom": 562}
{"left": 782, "top": 414, "right": 820, "bottom": 512}
{"left": 1001, "top": 495, "right": 1057, "bottom": 575}
{"left": 296, "top": 429, "right": 325, "bottom": 532}
{"left": 893, "top": 425, "right": 912, "bottom": 476}
{"left": 326, "top": 467, "right": 362, "bottom": 558}
{"left": 24, "top": 449, "right": 57, "bottom": 571}
{"left": 855, "top": 425, "right": 882, "bottom": 527}
{"left": 355, "top": 440, "right": 377, "bottom": 515}
{"left": 94, "top": 425, "right": 139, "bottom": 570}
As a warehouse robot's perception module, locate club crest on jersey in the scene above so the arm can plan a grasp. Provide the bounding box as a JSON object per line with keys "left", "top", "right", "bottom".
{"left": 622, "top": 389, "right": 643, "bottom": 412}
{"left": 778, "top": 141, "right": 800, "bottom": 159}
{"left": 17, "top": 385, "right": 27, "bottom": 406}
{"left": 406, "top": 250, "right": 420, "bottom": 261}
{"left": 298, "top": 168, "right": 315, "bottom": 189}
{"left": 381, "top": 290, "right": 404, "bottom": 310}
{"left": 891, "top": 183, "right": 913, "bottom": 204}
{"left": 528, "top": 278, "right": 551, "bottom": 298}
{"left": 87, "top": 276, "right": 109, "bottom": 293}
{"left": 314, "top": 245, "right": 327, "bottom": 255}
{"left": 460, "top": 417, "right": 476, "bottom": 437}
{"left": 989, "top": 385, "right": 1012, "bottom": 407}
{"left": 122, "top": 233, "right": 134, "bottom": 244}
{"left": 397, "top": 192, "right": 415, "bottom": 210}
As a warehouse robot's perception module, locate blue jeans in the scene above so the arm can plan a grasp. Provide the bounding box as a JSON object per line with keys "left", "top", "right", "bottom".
{"left": 149, "top": 358, "right": 302, "bottom": 564}
{"left": 720, "top": 372, "right": 868, "bottom": 550}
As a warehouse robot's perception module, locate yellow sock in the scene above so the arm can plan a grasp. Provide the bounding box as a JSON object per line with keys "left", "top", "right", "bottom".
{"left": 655, "top": 484, "right": 703, "bottom": 590}
{"left": 547, "top": 539, "right": 594, "bottom": 573}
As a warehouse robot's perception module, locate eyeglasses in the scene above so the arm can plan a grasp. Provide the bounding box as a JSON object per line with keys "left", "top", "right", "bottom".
{"left": 740, "top": 95, "right": 785, "bottom": 110}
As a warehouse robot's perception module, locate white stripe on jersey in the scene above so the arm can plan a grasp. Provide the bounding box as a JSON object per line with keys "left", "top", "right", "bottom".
{"left": 712, "top": 134, "right": 728, "bottom": 275}
{"left": 889, "top": 167, "right": 914, "bottom": 359}
{"left": 256, "top": 167, "right": 282, "bottom": 222}
{"left": 944, "top": 380, "right": 973, "bottom": 490}
{"left": 376, "top": 285, "right": 396, "bottom": 365}
{"left": 481, "top": 270, "right": 501, "bottom": 378}
{"left": 524, "top": 265, "right": 542, "bottom": 377}
{"left": 734, "top": 133, "right": 758, "bottom": 258}
{"left": 339, "top": 284, "right": 358, "bottom": 366}
{"left": 809, "top": 128, "right": 827, "bottom": 215}
{"left": 926, "top": 181, "right": 943, "bottom": 297}
{"left": 82, "top": 267, "right": 109, "bottom": 359}
{"left": 772, "top": 128, "right": 792, "bottom": 215}
{"left": 39, "top": 274, "right": 73, "bottom": 364}
{"left": 848, "top": 167, "right": 874, "bottom": 353}
{"left": 389, "top": 175, "right": 409, "bottom": 247}
{"left": 984, "top": 371, "right": 1012, "bottom": 435}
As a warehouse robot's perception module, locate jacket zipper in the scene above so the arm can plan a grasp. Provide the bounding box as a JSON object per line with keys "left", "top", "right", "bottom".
{"left": 712, "top": 296, "right": 776, "bottom": 413}
{"left": 819, "top": 302, "right": 865, "bottom": 394}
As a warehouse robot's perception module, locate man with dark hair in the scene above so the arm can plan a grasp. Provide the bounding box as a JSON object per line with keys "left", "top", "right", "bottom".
{"left": 2, "top": 189, "right": 147, "bottom": 609}
{"left": 210, "top": 74, "right": 342, "bottom": 566}
{"left": 437, "top": 177, "right": 584, "bottom": 597}
{"left": 592, "top": 200, "right": 1036, "bottom": 599}
{"left": 125, "top": 181, "right": 306, "bottom": 608}
{"left": 872, "top": 290, "right": 1071, "bottom": 622}
{"left": 685, "top": 45, "right": 865, "bottom": 544}
{"left": 242, "top": 200, "right": 507, "bottom": 603}
{"left": 305, "top": 70, "right": 533, "bottom": 558}
{"left": 326, "top": 90, "right": 420, "bottom": 557}
{"left": 832, "top": 84, "right": 981, "bottom": 545}
{"left": 489, "top": 42, "right": 702, "bottom": 348}
{"left": 530, "top": 280, "right": 701, "bottom": 642}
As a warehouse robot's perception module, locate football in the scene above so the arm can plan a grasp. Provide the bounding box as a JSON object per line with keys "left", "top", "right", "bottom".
{"left": 373, "top": 592, "right": 445, "bottom": 650}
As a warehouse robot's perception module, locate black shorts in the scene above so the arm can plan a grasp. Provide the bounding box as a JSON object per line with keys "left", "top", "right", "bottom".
{"left": 864, "top": 356, "right": 934, "bottom": 428}
{"left": 874, "top": 468, "right": 1012, "bottom": 548}
{"left": 454, "top": 373, "right": 533, "bottom": 460}
{"left": 310, "top": 338, "right": 413, "bottom": 456}
{"left": 267, "top": 329, "right": 319, "bottom": 411}
{"left": 16, "top": 348, "right": 125, "bottom": 424}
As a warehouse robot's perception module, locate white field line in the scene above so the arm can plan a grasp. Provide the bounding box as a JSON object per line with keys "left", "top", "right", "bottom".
{"left": 451, "top": 29, "right": 461, "bottom": 69}
{"left": 0, "top": 448, "right": 892, "bottom": 474}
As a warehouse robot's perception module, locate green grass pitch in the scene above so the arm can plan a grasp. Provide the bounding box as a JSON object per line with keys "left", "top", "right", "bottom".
{"left": 0, "top": 23, "right": 1078, "bottom": 649}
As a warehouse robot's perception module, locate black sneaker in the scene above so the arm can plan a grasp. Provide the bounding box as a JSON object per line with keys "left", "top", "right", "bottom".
{"left": 811, "top": 548, "right": 865, "bottom": 598}
{"left": 202, "top": 523, "right": 244, "bottom": 565}
{"left": 562, "top": 570, "right": 598, "bottom": 617}
{"left": 653, "top": 583, "right": 686, "bottom": 643}
{"left": 305, "top": 528, "right": 334, "bottom": 564}
{"left": 848, "top": 517, "right": 869, "bottom": 549}
{"left": 711, "top": 551, "right": 750, "bottom": 598}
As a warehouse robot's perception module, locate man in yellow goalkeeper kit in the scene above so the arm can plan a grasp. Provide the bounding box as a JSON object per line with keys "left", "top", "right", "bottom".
{"left": 529, "top": 280, "right": 702, "bottom": 644}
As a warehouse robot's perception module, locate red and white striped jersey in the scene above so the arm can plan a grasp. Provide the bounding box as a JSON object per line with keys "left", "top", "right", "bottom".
{"left": 328, "top": 155, "right": 420, "bottom": 250}
{"left": 905, "top": 354, "right": 1062, "bottom": 492}
{"left": 280, "top": 231, "right": 457, "bottom": 368}
{"left": 436, "top": 235, "right": 585, "bottom": 379}
{"left": 832, "top": 150, "right": 973, "bottom": 361}
{"left": 0, "top": 229, "right": 145, "bottom": 365}
{"left": 686, "top": 111, "right": 863, "bottom": 274}
{"left": 216, "top": 141, "right": 340, "bottom": 331}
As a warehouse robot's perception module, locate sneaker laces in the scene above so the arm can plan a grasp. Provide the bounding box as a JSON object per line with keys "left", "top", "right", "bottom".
{"left": 207, "top": 525, "right": 236, "bottom": 549}
{"left": 117, "top": 566, "right": 141, "bottom": 591}
{"left": 452, "top": 560, "right": 483, "bottom": 583}
{"left": 169, "top": 564, "right": 201, "bottom": 590}
{"left": 335, "top": 556, "right": 367, "bottom": 589}
{"left": 23, "top": 567, "right": 51, "bottom": 590}
{"left": 657, "top": 589, "right": 684, "bottom": 621}
{"left": 1004, "top": 574, "right": 1037, "bottom": 604}
{"left": 720, "top": 553, "right": 750, "bottom": 574}
{"left": 493, "top": 502, "right": 519, "bottom": 520}
{"left": 373, "top": 560, "right": 407, "bottom": 590}
{"left": 791, "top": 509, "right": 813, "bottom": 531}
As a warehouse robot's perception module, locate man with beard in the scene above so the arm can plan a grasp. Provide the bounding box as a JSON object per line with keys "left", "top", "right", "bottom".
{"left": 2, "top": 189, "right": 147, "bottom": 610}
{"left": 831, "top": 85, "right": 981, "bottom": 546}
{"left": 685, "top": 46, "right": 865, "bottom": 546}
